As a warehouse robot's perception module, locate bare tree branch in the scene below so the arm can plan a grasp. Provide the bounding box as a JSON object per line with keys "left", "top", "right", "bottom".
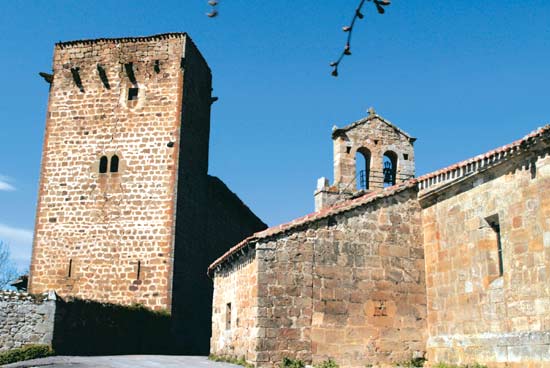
{"left": 205, "top": 1, "right": 391, "bottom": 77}
{"left": 207, "top": 0, "right": 219, "bottom": 18}
{"left": 0, "top": 240, "right": 18, "bottom": 290}
{"left": 330, "top": 0, "right": 390, "bottom": 77}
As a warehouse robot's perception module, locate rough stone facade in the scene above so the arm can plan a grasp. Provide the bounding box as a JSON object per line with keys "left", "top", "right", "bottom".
{"left": 212, "top": 185, "right": 426, "bottom": 367}
{"left": 211, "top": 252, "right": 260, "bottom": 360}
{"left": 28, "top": 33, "right": 266, "bottom": 354}
{"left": 210, "top": 114, "right": 550, "bottom": 368}
{"left": 0, "top": 291, "right": 56, "bottom": 351}
{"left": 420, "top": 137, "right": 550, "bottom": 367}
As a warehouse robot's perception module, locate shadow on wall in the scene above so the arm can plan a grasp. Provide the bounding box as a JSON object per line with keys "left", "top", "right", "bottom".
{"left": 52, "top": 298, "right": 175, "bottom": 355}
{"left": 169, "top": 175, "right": 268, "bottom": 355}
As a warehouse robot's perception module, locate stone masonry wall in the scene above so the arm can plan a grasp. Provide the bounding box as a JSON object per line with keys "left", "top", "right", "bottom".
{"left": 0, "top": 291, "right": 56, "bottom": 351}
{"left": 211, "top": 252, "right": 260, "bottom": 361}
{"left": 308, "top": 188, "right": 425, "bottom": 368}
{"left": 212, "top": 187, "right": 427, "bottom": 368}
{"left": 29, "top": 34, "right": 190, "bottom": 310}
{"left": 30, "top": 34, "right": 266, "bottom": 355}
{"left": 421, "top": 145, "right": 550, "bottom": 367}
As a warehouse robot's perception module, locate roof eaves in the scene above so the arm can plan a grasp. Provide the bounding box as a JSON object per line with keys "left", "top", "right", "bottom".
{"left": 417, "top": 124, "right": 550, "bottom": 186}
{"left": 207, "top": 180, "right": 417, "bottom": 276}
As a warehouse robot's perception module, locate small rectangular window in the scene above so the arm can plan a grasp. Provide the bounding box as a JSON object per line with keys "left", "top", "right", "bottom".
{"left": 128, "top": 87, "right": 139, "bottom": 101}
{"left": 403, "top": 153, "right": 409, "bottom": 160}
{"left": 226, "top": 303, "right": 232, "bottom": 330}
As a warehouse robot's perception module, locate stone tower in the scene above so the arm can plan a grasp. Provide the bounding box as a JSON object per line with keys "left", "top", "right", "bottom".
{"left": 29, "top": 33, "right": 266, "bottom": 354}
{"left": 315, "top": 108, "right": 416, "bottom": 210}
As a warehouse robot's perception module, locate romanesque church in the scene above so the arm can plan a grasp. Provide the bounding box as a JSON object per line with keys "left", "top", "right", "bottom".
{"left": 209, "top": 111, "right": 550, "bottom": 367}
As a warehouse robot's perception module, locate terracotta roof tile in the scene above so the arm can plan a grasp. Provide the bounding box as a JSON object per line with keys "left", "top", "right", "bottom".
{"left": 416, "top": 124, "right": 550, "bottom": 188}
{"left": 207, "top": 180, "right": 417, "bottom": 275}
{"left": 207, "top": 124, "right": 550, "bottom": 276}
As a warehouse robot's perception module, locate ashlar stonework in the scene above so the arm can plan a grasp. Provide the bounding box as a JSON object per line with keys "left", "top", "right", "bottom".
{"left": 209, "top": 112, "right": 550, "bottom": 368}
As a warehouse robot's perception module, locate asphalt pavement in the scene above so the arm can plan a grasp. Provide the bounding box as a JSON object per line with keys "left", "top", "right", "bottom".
{"left": 3, "top": 355, "right": 242, "bottom": 368}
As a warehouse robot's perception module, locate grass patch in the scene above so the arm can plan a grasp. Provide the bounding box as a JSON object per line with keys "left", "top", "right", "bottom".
{"left": 0, "top": 344, "right": 55, "bottom": 365}
{"left": 434, "top": 364, "right": 488, "bottom": 368}
{"left": 395, "top": 357, "right": 426, "bottom": 367}
{"left": 314, "top": 358, "right": 339, "bottom": 368}
{"left": 280, "top": 357, "right": 306, "bottom": 368}
{"left": 209, "top": 354, "right": 254, "bottom": 367}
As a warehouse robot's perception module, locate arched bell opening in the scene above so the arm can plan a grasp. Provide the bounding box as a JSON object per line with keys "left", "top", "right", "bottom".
{"left": 383, "top": 151, "right": 398, "bottom": 187}
{"left": 356, "top": 148, "right": 371, "bottom": 190}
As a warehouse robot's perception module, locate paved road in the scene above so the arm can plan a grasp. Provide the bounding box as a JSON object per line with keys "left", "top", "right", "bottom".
{"left": 3, "top": 355, "right": 242, "bottom": 368}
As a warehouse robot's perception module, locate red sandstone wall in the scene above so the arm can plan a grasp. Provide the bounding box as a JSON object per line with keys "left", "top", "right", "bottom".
{"left": 212, "top": 187, "right": 427, "bottom": 367}
{"left": 421, "top": 148, "right": 550, "bottom": 367}
{"left": 29, "top": 35, "right": 188, "bottom": 310}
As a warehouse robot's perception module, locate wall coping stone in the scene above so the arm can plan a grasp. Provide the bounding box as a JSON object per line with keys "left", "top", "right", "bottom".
{"left": 0, "top": 290, "right": 56, "bottom": 303}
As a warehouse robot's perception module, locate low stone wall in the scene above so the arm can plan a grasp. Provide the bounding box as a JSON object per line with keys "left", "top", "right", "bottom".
{"left": 0, "top": 291, "right": 56, "bottom": 351}
{"left": 53, "top": 297, "right": 173, "bottom": 355}
{"left": 0, "top": 291, "right": 174, "bottom": 355}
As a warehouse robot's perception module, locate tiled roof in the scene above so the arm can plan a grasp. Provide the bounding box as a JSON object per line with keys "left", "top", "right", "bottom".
{"left": 55, "top": 32, "right": 188, "bottom": 48}
{"left": 332, "top": 113, "right": 416, "bottom": 142}
{"left": 417, "top": 124, "right": 550, "bottom": 191}
{"left": 207, "top": 180, "right": 417, "bottom": 275}
{"left": 207, "top": 124, "right": 550, "bottom": 276}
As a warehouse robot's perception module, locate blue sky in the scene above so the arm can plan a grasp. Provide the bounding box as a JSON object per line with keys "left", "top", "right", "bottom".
{"left": 0, "top": 0, "right": 549, "bottom": 270}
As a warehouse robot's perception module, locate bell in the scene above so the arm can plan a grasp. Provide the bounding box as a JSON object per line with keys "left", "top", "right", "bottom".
{"left": 383, "top": 162, "right": 394, "bottom": 184}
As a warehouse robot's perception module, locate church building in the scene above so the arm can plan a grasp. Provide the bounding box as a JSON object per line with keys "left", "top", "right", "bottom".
{"left": 209, "top": 110, "right": 550, "bottom": 367}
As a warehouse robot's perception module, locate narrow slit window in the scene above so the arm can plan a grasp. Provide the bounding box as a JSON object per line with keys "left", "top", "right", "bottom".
{"left": 128, "top": 87, "right": 139, "bottom": 101}
{"left": 492, "top": 222, "right": 504, "bottom": 276}
{"left": 68, "top": 259, "right": 73, "bottom": 278}
{"left": 487, "top": 215, "right": 504, "bottom": 277}
{"left": 110, "top": 155, "right": 119, "bottom": 173}
{"left": 99, "top": 156, "right": 108, "bottom": 173}
{"left": 136, "top": 260, "right": 141, "bottom": 280}
{"left": 226, "top": 303, "right": 232, "bottom": 330}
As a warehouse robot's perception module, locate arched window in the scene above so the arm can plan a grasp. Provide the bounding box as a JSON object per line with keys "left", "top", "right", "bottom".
{"left": 110, "top": 155, "right": 119, "bottom": 173}
{"left": 99, "top": 156, "right": 108, "bottom": 174}
{"left": 356, "top": 148, "right": 371, "bottom": 190}
{"left": 383, "top": 151, "right": 398, "bottom": 187}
